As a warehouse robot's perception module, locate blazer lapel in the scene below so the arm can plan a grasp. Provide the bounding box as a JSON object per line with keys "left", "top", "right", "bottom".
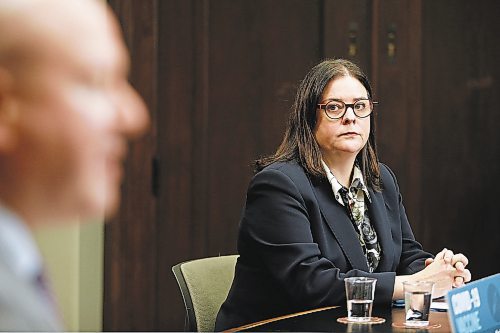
{"left": 368, "top": 188, "right": 395, "bottom": 272}
{"left": 311, "top": 177, "right": 369, "bottom": 271}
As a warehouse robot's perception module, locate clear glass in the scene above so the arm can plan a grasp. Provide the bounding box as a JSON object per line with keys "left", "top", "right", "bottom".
{"left": 344, "top": 277, "right": 377, "bottom": 322}
{"left": 317, "top": 99, "right": 377, "bottom": 119}
{"left": 403, "top": 281, "right": 435, "bottom": 327}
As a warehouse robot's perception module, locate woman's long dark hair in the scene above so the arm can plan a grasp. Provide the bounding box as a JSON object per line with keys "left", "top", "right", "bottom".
{"left": 255, "top": 58, "right": 381, "bottom": 191}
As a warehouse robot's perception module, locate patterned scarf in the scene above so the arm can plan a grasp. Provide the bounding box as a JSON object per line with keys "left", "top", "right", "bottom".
{"left": 322, "top": 161, "right": 381, "bottom": 272}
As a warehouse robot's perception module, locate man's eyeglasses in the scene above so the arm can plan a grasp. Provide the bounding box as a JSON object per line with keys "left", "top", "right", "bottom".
{"left": 317, "top": 99, "right": 378, "bottom": 119}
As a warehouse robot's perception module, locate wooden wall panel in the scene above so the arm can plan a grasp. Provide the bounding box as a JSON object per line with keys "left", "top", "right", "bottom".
{"left": 107, "top": 1, "right": 325, "bottom": 330}
{"left": 104, "top": 0, "right": 158, "bottom": 331}
{"left": 371, "top": 0, "right": 424, "bottom": 237}
{"left": 323, "top": 0, "right": 373, "bottom": 74}
{"left": 421, "top": 0, "right": 500, "bottom": 278}
{"left": 155, "top": 0, "right": 198, "bottom": 329}
{"left": 206, "top": 0, "right": 323, "bottom": 256}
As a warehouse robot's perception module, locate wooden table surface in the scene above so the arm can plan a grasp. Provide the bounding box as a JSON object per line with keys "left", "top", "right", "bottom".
{"left": 227, "top": 305, "right": 451, "bottom": 332}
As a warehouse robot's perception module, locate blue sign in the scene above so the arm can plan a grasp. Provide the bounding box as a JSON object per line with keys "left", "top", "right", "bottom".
{"left": 446, "top": 273, "right": 500, "bottom": 333}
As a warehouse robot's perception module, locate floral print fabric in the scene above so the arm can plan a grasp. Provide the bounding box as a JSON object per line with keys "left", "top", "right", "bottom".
{"left": 322, "top": 161, "right": 381, "bottom": 272}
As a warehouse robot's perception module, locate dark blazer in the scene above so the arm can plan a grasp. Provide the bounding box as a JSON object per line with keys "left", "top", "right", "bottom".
{"left": 216, "top": 160, "right": 432, "bottom": 331}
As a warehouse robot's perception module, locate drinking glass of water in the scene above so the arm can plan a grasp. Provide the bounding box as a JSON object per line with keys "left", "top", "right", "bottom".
{"left": 344, "top": 277, "right": 377, "bottom": 322}
{"left": 403, "top": 281, "right": 434, "bottom": 327}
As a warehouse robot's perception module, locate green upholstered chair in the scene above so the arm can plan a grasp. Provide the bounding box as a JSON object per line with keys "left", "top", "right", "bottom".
{"left": 172, "top": 255, "right": 239, "bottom": 332}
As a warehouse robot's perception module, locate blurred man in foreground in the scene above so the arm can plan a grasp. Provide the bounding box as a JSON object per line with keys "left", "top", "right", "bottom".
{"left": 0, "top": 0, "right": 149, "bottom": 330}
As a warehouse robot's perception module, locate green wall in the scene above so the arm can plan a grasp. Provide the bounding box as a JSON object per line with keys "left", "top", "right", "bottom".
{"left": 34, "top": 220, "right": 103, "bottom": 331}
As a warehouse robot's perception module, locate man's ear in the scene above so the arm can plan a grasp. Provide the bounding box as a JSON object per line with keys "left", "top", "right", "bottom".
{"left": 0, "top": 66, "right": 19, "bottom": 152}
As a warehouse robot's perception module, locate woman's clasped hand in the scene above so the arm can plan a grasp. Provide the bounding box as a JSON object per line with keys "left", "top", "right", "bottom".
{"left": 424, "top": 248, "right": 471, "bottom": 288}
{"left": 394, "top": 248, "right": 471, "bottom": 299}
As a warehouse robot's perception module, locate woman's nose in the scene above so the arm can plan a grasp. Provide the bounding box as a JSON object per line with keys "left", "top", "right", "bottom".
{"left": 342, "top": 106, "right": 356, "bottom": 123}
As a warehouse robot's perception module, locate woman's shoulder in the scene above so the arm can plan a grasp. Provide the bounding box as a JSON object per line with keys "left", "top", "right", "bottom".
{"left": 378, "top": 162, "right": 400, "bottom": 194}
{"left": 260, "top": 159, "right": 304, "bottom": 175}
{"left": 254, "top": 160, "right": 313, "bottom": 190}
{"left": 378, "top": 162, "right": 396, "bottom": 180}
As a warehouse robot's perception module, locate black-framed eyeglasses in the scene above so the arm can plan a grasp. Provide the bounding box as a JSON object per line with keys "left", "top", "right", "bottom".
{"left": 317, "top": 99, "right": 378, "bottom": 119}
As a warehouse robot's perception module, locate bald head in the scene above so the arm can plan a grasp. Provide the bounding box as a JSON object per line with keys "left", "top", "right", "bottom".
{"left": 0, "top": 0, "right": 148, "bottom": 225}
{"left": 0, "top": 0, "right": 122, "bottom": 74}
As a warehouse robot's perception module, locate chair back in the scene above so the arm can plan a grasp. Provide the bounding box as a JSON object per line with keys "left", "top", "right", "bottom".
{"left": 172, "top": 255, "right": 238, "bottom": 332}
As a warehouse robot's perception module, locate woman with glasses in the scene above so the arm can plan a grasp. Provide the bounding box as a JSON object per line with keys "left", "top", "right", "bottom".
{"left": 216, "top": 59, "right": 471, "bottom": 330}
